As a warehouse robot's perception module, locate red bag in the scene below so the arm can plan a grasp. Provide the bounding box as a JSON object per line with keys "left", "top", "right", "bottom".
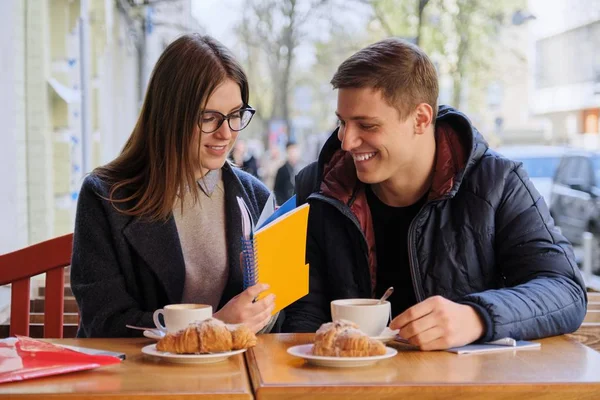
{"left": 0, "top": 336, "right": 122, "bottom": 384}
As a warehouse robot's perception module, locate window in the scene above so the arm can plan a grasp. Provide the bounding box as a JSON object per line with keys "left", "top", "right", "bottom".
{"left": 557, "top": 156, "right": 594, "bottom": 188}
{"left": 555, "top": 157, "right": 577, "bottom": 185}
{"left": 535, "top": 21, "right": 600, "bottom": 89}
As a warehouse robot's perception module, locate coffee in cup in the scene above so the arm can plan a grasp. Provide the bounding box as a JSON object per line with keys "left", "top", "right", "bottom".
{"left": 330, "top": 298, "right": 391, "bottom": 336}
{"left": 153, "top": 303, "right": 212, "bottom": 333}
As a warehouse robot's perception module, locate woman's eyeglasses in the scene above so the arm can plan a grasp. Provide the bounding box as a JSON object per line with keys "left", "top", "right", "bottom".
{"left": 199, "top": 107, "right": 256, "bottom": 134}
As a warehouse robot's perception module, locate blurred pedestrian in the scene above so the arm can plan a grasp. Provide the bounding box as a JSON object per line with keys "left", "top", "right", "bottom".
{"left": 260, "top": 145, "right": 284, "bottom": 190}
{"left": 231, "top": 139, "right": 260, "bottom": 179}
{"left": 274, "top": 141, "right": 300, "bottom": 205}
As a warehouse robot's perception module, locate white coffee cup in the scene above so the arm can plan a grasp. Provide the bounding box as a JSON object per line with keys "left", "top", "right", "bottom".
{"left": 153, "top": 304, "right": 213, "bottom": 333}
{"left": 330, "top": 298, "right": 391, "bottom": 337}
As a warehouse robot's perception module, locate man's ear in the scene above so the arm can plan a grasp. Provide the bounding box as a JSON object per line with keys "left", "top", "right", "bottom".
{"left": 414, "top": 103, "right": 434, "bottom": 135}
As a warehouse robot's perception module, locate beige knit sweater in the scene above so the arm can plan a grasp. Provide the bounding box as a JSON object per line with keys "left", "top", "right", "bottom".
{"left": 173, "top": 170, "right": 228, "bottom": 310}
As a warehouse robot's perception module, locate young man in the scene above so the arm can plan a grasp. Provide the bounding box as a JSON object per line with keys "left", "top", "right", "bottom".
{"left": 282, "top": 38, "right": 587, "bottom": 350}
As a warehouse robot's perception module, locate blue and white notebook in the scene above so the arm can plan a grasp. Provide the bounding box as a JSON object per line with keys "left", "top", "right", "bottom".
{"left": 446, "top": 338, "right": 541, "bottom": 355}
{"left": 394, "top": 336, "right": 541, "bottom": 354}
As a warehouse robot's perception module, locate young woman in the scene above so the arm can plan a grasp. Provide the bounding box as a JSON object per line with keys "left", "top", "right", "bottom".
{"left": 71, "top": 34, "right": 277, "bottom": 337}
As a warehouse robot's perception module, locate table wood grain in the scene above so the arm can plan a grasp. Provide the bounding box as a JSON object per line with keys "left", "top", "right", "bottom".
{"left": 568, "top": 323, "right": 600, "bottom": 352}
{"left": 0, "top": 338, "right": 253, "bottom": 400}
{"left": 246, "top": 333, "right": 600, "bottom": 400}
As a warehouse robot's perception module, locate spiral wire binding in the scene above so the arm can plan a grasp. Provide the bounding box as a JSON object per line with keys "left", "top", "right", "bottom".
{"left": 241, "top": 237, "right": 259, "bottom": 289}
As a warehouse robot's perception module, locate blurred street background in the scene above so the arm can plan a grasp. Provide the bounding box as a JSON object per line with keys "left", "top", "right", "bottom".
{"left": 1, "top": 0, "right": 599, "bottom": 288}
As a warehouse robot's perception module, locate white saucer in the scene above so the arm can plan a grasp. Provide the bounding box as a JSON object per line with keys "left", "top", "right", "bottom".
{"left": 143, "top": 329, "right": 165, "bottom": 341}
{"left": 287, "top": 344, "right": 397, "bottom": 368}
{"left": 370, "top": 327, "right": 399, "bottom": 343}
{"left": 141, "top": 344, "right": 247, "bottom": 364}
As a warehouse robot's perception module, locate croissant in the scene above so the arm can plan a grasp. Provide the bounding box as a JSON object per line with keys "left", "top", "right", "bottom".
{"left": 156, "top": 318, "right": 256, "bottom": 354}
{"left": 313, "top": 320, "right": 358, "bottom": 356}
{"left": 230, "top": 324, "right": 258, "bottom": 350}
{"left": 313, "top": 320, "right": 386, "bottom": 357}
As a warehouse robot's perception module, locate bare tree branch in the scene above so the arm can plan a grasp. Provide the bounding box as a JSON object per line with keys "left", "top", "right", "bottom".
{"left": 235, "top": 0, "right": 331, "bottom": 141}
{"left": 367, "top": 0, "right": 396, "bottom": 36}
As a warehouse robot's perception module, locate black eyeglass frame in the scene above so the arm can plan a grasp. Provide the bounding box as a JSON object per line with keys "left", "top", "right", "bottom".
{"left": 199, "top": 107, "right": 256, "bottom": 134}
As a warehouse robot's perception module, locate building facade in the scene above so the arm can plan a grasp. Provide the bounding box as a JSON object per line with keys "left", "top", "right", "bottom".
{"left": 0, "top": 0, "right": 200, "bottom": 254}
{"left": 529, "top": 0, "right": 600, "bottom": 148}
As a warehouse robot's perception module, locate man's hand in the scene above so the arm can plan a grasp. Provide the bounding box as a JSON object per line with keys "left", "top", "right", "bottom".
{"left": 389, "top": 296, "right": 484, "bottom": 351}
{"left": 213, "top": 283, "right": 275, "bottom": 333}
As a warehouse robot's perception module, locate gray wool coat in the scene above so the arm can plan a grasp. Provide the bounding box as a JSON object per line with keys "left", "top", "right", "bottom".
{"left": 71, "top": 163, "right": 272, "bottom": 337}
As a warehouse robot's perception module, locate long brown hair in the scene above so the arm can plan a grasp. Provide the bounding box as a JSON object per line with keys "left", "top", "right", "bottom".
{"left": 331, "top": 38, "right": 439, "bottom": 121}
{"left": 94, "top": 34, "right": 249, "bottom": 221}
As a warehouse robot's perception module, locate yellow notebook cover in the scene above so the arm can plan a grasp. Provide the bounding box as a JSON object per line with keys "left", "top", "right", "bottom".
{"left": 254, "top": 203, "right": 310, "bottom": 314}
{"left": 238, "top": 196, "right": 310, "bottom": 315}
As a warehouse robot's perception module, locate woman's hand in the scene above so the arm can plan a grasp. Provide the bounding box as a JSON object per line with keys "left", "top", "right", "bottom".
{"left": 213, "top": 283, "right": 276, "bottom": 333}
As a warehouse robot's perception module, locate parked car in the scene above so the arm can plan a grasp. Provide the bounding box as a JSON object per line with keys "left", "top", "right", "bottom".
{"left": 550, "top": 150, "right": 600, "bottom": 247}
{"left": 495, "top": 145, "right": 566, "bottom": 204}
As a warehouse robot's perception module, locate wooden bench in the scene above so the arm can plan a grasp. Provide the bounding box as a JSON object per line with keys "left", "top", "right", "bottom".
{"left": 584, "top": 310, "right": 600, "bottom": 323}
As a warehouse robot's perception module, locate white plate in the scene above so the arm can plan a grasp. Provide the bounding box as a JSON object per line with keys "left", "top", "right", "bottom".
{"left": 141, "top": 344, "right": 247, "bottom": 364}
{"left": 370, "top": 327, "right": 399, "bottom": 343}
{"left": 143, "top": 329, "right": 165, "bottom": 341}
{"left": 287, "top": 344, "right": 397, "bottom": 368}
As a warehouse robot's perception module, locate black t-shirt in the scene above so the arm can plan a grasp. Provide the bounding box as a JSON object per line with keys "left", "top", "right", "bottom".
{"left": 366, "top": 185, "right": 426, "bottom": 318}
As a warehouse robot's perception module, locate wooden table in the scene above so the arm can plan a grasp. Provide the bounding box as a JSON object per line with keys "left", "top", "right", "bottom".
{"left": 1, "top": 338, "right": 253, "bottom": 399}
{"left": 246, "top": 333, "right": 600, "bottom": 400}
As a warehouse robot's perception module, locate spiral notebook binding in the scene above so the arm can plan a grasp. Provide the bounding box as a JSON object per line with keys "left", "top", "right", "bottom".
{"left": 241, "top": 237, "right": 259, "bottom": 289}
